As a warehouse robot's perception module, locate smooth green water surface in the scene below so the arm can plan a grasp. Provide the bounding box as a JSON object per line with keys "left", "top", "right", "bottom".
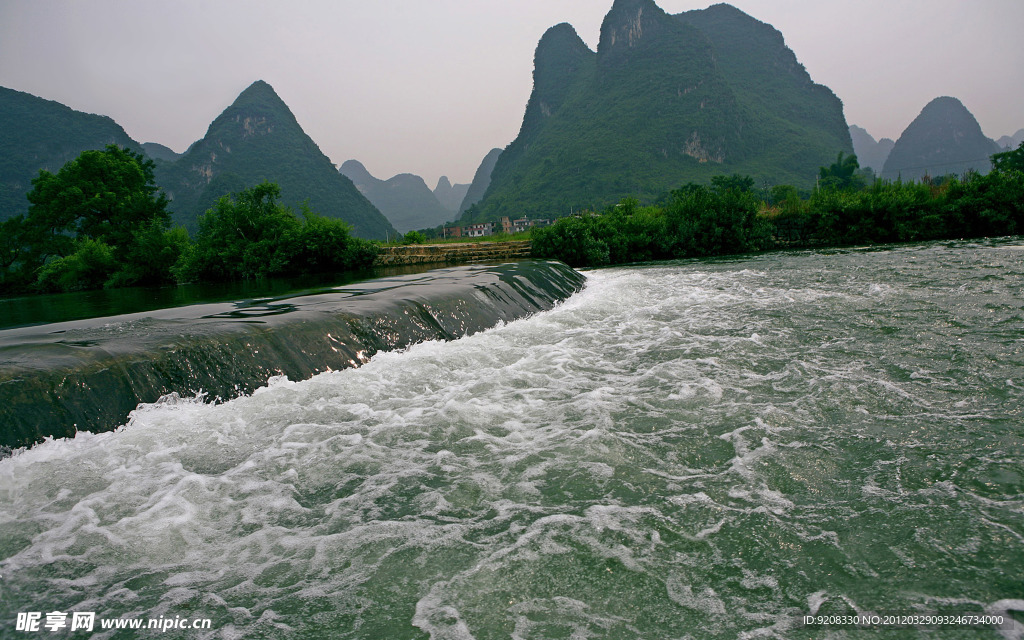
{"left": 0, "top": 264, "right": 451, "bottom": 330}
{"left": 1, "top": 240, "right": 1022, "bottom": 638}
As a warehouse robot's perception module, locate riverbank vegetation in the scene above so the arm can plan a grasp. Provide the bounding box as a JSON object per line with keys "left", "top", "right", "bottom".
{"left": 531, "top": 145, "right": 1024, "bottom": 267}
{"left": 2, "top": 144, "right": 1022, "bottom": 293}
{"left": 174, "top": 182, "right": 376, "bottom": 281}
{"left": 0, "top": 146, "right": 377, "bottom": 294}
{"left": 397, "top": 230, "right": 534, "bottom": 246}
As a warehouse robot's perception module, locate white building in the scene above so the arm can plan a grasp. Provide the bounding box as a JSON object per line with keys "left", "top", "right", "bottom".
{"left": 464, "top": 222, "right": 493, "bottom": 237}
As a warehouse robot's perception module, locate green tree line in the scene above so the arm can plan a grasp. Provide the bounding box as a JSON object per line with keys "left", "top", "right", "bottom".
{"left": 0, "top": 146, "right": 378, "bottom": 294}
{"left": 3, "top": 143, "right": 1022, "bottom": 292}
{"left": 531, "top": 145, "right": 1024, "bottom": 267}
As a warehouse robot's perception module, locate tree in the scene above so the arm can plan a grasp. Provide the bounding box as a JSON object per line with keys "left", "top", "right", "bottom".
{"left": 710, "top": 174, "right": 755, "bottom": 194}
{"left": 0, "top": 215, "right": 26, "bottom": 273}
{"left": 19, "top": 145, "right": 179, "bottom": 291}
{"left": 25, "top": 145, "right": 170, "bottom": 255}
{"left": 530, "top": 215, "right": 610, "bottom": 267}
{"left": 174, "top": 181, "right": 299, "bottom": 281}
{"left": 284, "top": 205, "right": 378, "bottom": 274}
{"left": 818, "top": 152, "right": 865, "bottom": 191}
{"left": 402, "top": 230, "right": 427, "bottom": 245}
{"left": 173, "top": 181, "right": 378, "bottom": 282}
{"left": 991, "top": 141, "right": 1024, "bottom": 174}
{"left": 0, "top": 215, "right": 30, "bottom": 290}
{"left": 107, "top": 222, "right": 191, "bottom": 288}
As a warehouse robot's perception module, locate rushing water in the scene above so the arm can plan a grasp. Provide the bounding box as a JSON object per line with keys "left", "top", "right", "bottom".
{"left": 1, "top": 240, "right": 1023, "bottom": 639}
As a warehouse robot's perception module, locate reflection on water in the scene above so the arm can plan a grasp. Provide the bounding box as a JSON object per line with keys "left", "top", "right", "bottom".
{"left": 0, "top": 263, "right": 449, "bottom": 330}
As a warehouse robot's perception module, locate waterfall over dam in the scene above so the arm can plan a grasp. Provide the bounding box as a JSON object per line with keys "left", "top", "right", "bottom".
{"left": 0, "top": 260, "right": 585, "bottom": 450}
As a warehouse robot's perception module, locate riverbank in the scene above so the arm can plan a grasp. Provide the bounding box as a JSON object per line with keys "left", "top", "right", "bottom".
{"left": 373, "top": 240, "right": 532, "bottom": 266}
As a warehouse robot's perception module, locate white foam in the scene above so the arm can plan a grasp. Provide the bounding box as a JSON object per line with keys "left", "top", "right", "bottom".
{"left": 2, "top": 249, "right": 1021, "bottom": 636}
{"left": 413, "top": 596, "right": 477, "bottom": 640}
{"left": 806, "top": 590, "right": 828, "bottom": 615}
{"left": 987, "top": 600, "right": 1024, "bottom": 639}
{"left": 665, "top": 575, "right": 727, "bottom": 615}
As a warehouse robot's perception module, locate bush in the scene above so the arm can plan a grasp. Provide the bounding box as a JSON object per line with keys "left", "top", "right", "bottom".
{"left": 173, "top": 182, "right": 378, "bottom": 282}
{"left": 532, "top": 186, "right": 770, "bottom": 267}
{"left": 665, "top": 185, "right": 770, "bottom": 256}
{"left": 36, "top": 238, "right": 117, "bottom": 292}
{"left": 402, "top": 230, "right": 427, "bottom": 245}
{"left": 284, "top": 206, "right": 378, "bottom": 274}
{"left": 531, "top": 216, "right": 610, "bottom": 267}
{"left": 108, "top": 224, "right": 190, "bottom": 288}
{"left": 945, "top": 169, "right": 1024, "bottom": 237}
{"left": 174, "top": 182, "right": 300, "bottom": 281}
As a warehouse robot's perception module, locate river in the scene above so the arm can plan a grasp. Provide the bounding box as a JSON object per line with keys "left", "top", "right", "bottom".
{"left": 1, "top": 239, "right": 1023, "bottom": 638}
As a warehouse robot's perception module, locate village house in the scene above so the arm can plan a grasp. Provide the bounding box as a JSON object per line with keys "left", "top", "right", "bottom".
{"left": 463, "top": 222, "right": 494, "bottom": 237}
{"left": 443, "top": 218, "right": 552, "bottom": 239}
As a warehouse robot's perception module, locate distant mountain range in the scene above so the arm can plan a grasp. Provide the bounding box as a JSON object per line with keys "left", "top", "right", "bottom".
{"left": 0, "top": 81, "right": 493, "bottom": 234}
{"left": 849, "top": 125, "right": 895, "bottom": 175}
{"left": 336, "top": 150, "right": 509, "bottom": 233}
{"left": 2, "top": 7, "right": 1018, "bottom": 234}
{"left": 996, "top": 129, "right": 1024, "bottom": 150}
{"left": 0, "top": 82, "right": 397, "bottom": 239}
{"left": 463, "top": 0, "right": 853, "bottom": 221}
{"left": 433, "top": 176, "right": 470, "bottom": 216}
{"left": 339, "top": 160, "right": 453, "bottom": 234}
{"left": 881, "top": 96, "right": 1001, "bottom": 181}
{"left": 853, "top": 102, "right": 1019, "bottom": 180}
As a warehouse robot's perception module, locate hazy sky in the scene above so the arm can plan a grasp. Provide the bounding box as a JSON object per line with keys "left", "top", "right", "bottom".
{"left": 1, "top": 0, "right": 1022, "bottom": 186}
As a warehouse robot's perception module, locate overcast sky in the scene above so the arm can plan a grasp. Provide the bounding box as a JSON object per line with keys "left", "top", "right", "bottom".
{"left": 1, "top": 0, "right": 1021, "bottom": 186}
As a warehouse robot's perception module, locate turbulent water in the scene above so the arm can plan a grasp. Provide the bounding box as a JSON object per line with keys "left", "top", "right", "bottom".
{"left": 1, "top": 240, "right": 1023, "bottom": 639}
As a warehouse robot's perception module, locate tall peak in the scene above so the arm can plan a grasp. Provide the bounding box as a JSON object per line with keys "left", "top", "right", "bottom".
{"left": 701, "top": 3, "right": 754, "bottom": 19}
{"left": 882, "top": 96, "right": 999, "bottom": 180}
{"left": 598, "top": 0, "right": 668, "bottom": 56}
{"left": 910, "top": 97, "right": 990, "bottom": 141}
{"left": 232, "top": 80, "right": 286, "bottom": 108}
{"left": 919, "top": 96, "right": 972, "bottom": 119}
{"left": 155, "top": 86, "right": 395, "bottom": 239}
{"left": 200, "top": 79, "right": 299, "bottom": 144}
{"left": 515, "top": 21, "right": 596, "bottom": 144}
{"left": 470, "top": 0, "right": 853, "bottom": 217}
{"left": 537, "top": 23, "right": 591, "bottom": 57}
{"left": 340, "top": 159, "right": 370, "bottom": 174}
{"left": 242, "top": 79, "right": 274, "bottom": 94}
{"left": 339, "top": 159, "right": 377, "bottom": 189}
{"left": 533, "top": 22, "right": 593, "bottom": 83}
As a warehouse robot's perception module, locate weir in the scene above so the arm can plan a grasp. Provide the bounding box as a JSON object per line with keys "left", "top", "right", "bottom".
{"left": 0, "top": 259, "right": 585, "bottom": 450}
